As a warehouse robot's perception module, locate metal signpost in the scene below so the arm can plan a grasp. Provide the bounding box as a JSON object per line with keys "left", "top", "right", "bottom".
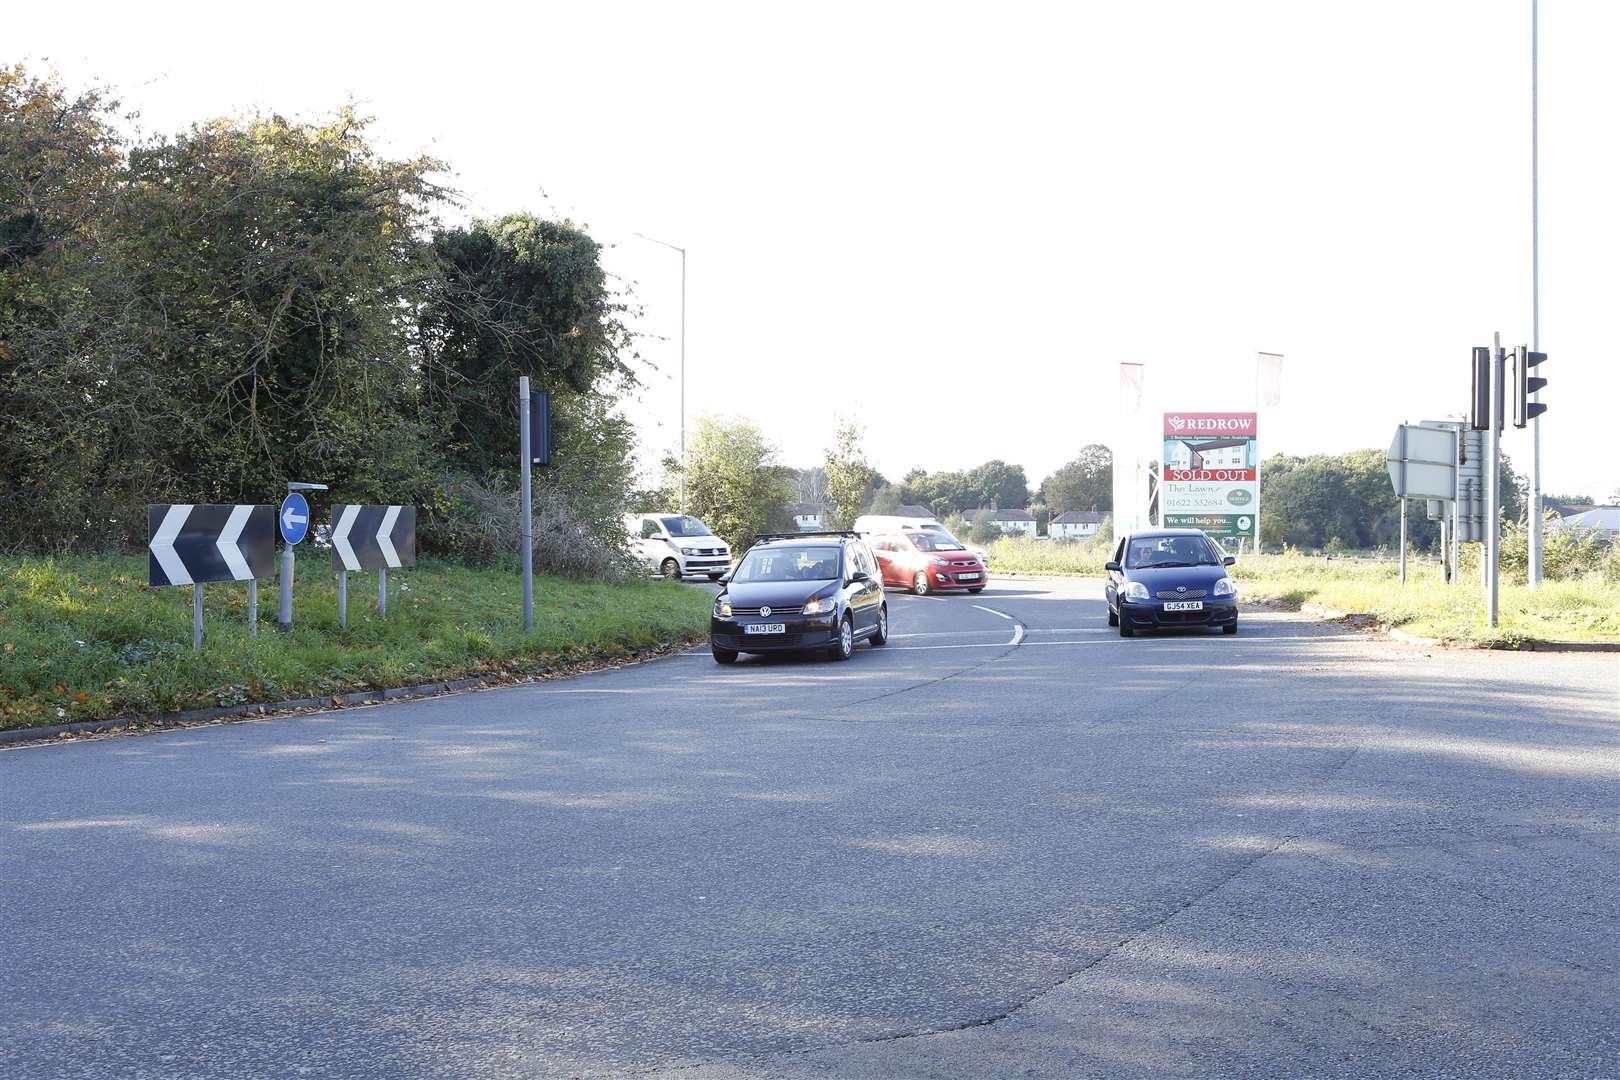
{"left": 278, "top": 482, "right": 326, "bottom": 631}
{"left": 1385, "top": 423, "right": 1458, "bottom": 586}
{"left": 330, "top": 504, "right": 417, "bottom": 628}
{"left": 148, "top": 504, "right": 276, "bottom": 647}
{"left": 518, "top": 377, "right": 552, "bottom": 635}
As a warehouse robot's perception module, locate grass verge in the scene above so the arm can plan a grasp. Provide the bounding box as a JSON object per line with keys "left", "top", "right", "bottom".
{"left": 0, "top": 556, "right": 714, "bottom": 731}
{"left": 1233, "top": 552, "right": 1620, "bottom": 647}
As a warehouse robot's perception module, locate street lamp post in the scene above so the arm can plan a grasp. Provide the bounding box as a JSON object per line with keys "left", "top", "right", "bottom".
{"left": 636, "top": 232, "right": 687, "bottom": 514}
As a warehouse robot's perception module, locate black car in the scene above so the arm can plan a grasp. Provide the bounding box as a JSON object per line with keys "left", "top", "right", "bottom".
{"left": 710, "top": 533, "right": 888, "bottom": 663}
{"left": 1104, "top": 529, "right": 1239, "bottom": 637}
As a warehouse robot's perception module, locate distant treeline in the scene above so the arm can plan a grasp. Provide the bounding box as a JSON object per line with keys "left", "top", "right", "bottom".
{"left": 0, "top": 66, "right": 639, "bottom": 575}
{"left": 1261, "top": 448, "right": 1525, "bottom": 553}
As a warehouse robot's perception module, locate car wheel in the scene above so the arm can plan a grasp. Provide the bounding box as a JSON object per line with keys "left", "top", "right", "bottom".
{"left": 1119, "top": 617, "right": 1134, "bottom": 638}
{"left": 1107, "top": 605, "right": 1119, "bottom": 627}
{"left": 912, "top": 572, "right": 929, "bottom": 596}
{"left": 1223, "top": 620, "right": 1238, "bottom": 635}
{"left": 661, "top": 558, "right": 681, "bottom": 579}
{"left": 708, "top": 573, "right": 724, "bottom": 582}
{"left": 871, "top": 605, "right": 889, "bottom": 645}
{"left": 711, "top": 643, "right": 738, "bottom": 664}
{"left": 828, "top": 616, "right": 855, "bottom": 661}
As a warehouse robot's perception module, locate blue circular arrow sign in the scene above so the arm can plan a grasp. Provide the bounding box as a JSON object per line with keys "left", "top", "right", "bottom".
{"left": 279, "top": 493, "right": 311, "bottom": 546}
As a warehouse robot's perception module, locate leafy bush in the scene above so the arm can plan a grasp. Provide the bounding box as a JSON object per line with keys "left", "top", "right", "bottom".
{"left": 431, "top": 473, "right": 636, "bottom": 581}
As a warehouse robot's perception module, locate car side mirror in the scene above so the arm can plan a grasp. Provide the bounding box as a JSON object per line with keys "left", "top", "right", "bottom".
{"left": 717, "top": 572, "right": 732, "bottom": 585}
{"left": 850, "top": 570, "right": 870, "bottom": 583}
{"left": 1223, "top": 555, "right": 1236, "bottom": 567}
{"left": 1104, "top": 560, "right": 1122, "bottom": 572}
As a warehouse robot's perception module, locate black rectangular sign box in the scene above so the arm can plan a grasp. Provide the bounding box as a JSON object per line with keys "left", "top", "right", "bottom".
{"left": 147, "top": 504, "right": 276, "bottom": 587}
{"left": 330, "top": 505, "right": 417, "bottom": 572}
{"left": 530, "top": 389, "right": 551, "bottom": 466}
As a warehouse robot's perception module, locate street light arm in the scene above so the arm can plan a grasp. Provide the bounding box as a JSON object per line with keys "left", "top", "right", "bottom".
{"left": 634, "top": 231, "right": 686, "bottom": 255}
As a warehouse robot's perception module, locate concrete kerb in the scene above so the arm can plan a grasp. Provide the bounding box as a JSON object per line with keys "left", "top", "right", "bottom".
{"left": 0, "top": 637, "right": 705, "bottom": 750}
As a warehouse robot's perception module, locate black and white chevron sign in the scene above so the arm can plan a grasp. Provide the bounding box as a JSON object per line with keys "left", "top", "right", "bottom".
{"left": 330, "top": 505, "right": 417, "bottom": 572}
{"left": 147, "top": 504, "right": 276, "bottom": 587}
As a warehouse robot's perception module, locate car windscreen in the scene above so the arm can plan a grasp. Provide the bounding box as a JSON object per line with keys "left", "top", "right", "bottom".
{"left": 1127, "top": 536, "right": 1222, "bottom": 568}
{"left": 908, "top": 532, "right": 964, "bottom": 552}
{"left": 661, "top": 516, "right": 712, "bottom": 537}
{"left": 734, "top": 546, "right": 840, "bottom": 583}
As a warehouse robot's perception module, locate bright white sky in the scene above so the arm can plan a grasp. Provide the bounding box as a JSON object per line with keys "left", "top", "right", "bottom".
{"left": 16, "top": 0, "right": 1619, "bottom": 500}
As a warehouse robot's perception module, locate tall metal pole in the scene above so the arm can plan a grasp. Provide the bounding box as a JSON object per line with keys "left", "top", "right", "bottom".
{"left": 192, "top": 584, "right": 203, "bottom": 650}
{"left": 278, "top": 547, "right": 294, "bottom": 632}
{"left": 1487, "top": 332, "right": 1502, "bottom": 627}
{"left": 1398, "top": 499, "right": 1408, "bottom": 586}
{"left": 520, "top": 376, "right": 534, "bottom": 634}
{"left": 1528, "top": 0, "right": 1543, "bottom": 587}
{"left": 679, "top": 245, "right": 687, "bottom": 515}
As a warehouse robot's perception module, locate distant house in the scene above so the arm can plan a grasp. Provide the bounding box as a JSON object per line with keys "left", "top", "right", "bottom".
{"left": 791, "top": 503, "right": 829, "bottom": 531}
{"left": 981, "top": 508, "right": 1036, "bottom": 537}
{"left": 1554, "top": 506, "right": 1619, "bottom": 544}
{"left": 1050, "top": 510, "right": 1106, "bottom": 540}
{"left": 896, "top": 504, "right": 937, "bottom": 520}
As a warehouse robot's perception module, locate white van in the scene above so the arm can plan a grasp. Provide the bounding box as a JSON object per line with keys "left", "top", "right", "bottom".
{"left": 853, "top": 514, "right": 990, "bottom": 567}
{"left": 627, "top": 513, "right": 732, "bottom": 580}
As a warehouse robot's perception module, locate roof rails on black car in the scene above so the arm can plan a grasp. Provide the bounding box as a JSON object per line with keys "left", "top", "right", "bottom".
{"left": 753, "top": 531, "right": 862, "bottom": 542}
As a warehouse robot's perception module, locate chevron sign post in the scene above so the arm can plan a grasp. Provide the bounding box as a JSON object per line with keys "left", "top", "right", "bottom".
{"left": 329, "top": 505, "right": 416, "bottom": 626}
{"left": 147, "top": 504, "right": 276, "bottom": 647}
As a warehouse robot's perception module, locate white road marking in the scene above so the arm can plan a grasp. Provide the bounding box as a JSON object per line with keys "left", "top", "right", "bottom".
{"left": 972, "top": 605, "right": 1013, "bottom": 620}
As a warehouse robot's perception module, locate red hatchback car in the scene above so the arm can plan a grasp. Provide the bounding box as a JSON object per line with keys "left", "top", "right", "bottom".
{"left": 871, "top": 531, "right": 987, "bottom": 594}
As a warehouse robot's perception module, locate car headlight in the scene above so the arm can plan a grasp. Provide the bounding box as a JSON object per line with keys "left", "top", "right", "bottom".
{"left": 802, "top": 595, "right": 834, "bottom": 616}
{"left": 682, "top": 546, "right": 698, "bottom": 555}
{"left": 1123, "top": 581, "right": 1150, "bottom": 601}
{"left": 1213, "top": 577, "right": 1237, "bottom": 597}
{"left": 716, "top": 599, "right": 732, "bottom": 617}
{"left": 929, "top": 556, "right": 949, "bottom": 566}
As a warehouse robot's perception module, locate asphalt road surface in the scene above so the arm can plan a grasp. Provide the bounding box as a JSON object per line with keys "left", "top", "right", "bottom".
{"left": 3, "top": 577, "right": 1616, "bottom": 1079}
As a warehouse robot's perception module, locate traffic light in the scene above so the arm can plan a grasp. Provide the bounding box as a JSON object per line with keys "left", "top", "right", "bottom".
{"left": 1469, "top": 346, "right": 1491, "bottom": 430}
{"left": 1512, "top": 346, "right": 1548, "bottom": 428}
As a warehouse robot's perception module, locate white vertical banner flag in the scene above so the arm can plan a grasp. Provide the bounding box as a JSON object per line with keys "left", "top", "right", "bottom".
{"left": 1113, "top": 363, "right": 1148, "bottom": 541}
{"left": 1119, "top": 362, "right": 1145, "bottom": 415}
{"left": 1257, "top": 352, "right": 1284, "bottom": 407}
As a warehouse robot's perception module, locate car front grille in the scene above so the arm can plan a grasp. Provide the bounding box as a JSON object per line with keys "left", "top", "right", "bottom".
{"left": 1156, "top": 589, "right": 1207, "bottom": 600}
{"left": 730, "top": 606, "right": 803, "bottom": 617}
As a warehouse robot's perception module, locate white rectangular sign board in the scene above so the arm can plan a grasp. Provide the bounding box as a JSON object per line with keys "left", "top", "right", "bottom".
{"left": 1387, "top": 424, "right": 1458, "bottom": 501}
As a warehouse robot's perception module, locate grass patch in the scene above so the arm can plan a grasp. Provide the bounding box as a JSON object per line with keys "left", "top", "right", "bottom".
{"left": 1232, "top": 552, "right": 1620, "bottom": 647}
{"left": 0, "top": 556, "right": 714, "bottom": 731}
{"left": 984, "top": 536, "right": 1111, "bottom": 575}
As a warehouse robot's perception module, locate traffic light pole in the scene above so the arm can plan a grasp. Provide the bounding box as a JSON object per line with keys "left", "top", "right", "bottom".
{"left": 1487, "top": 333, "right": 1502, "bottom": 629}
{"left": 1529, "top": 0, "right": 1543, "bottom": 588}
{"left": 519, "top": 376, "right": 535, "bottom": 635}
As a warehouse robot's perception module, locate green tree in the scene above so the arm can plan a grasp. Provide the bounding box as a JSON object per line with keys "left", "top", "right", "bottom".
{"left": 867, "top": 484, "right": 902, "bottom": 514}
{"left": 823, "top": 418, "right": 874, "bottom": 529}
{"left": 966, "top": 460, "right": 1029, "bottom": 509}
{"left": 684, "top": 415, "right": 794, "bottom": 549}
{"left": 1040, "top": 444, "right": 1113, "bottom": 513}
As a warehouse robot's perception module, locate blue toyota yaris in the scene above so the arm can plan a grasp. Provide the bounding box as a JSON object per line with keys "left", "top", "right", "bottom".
{"left": 1104, "top": 529, "right": 1239, "bottom": 637}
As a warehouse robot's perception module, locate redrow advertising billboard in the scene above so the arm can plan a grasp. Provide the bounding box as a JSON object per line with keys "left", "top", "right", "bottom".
{"left": 1162, "top": 411, "right": 1259, "bottom": 542}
